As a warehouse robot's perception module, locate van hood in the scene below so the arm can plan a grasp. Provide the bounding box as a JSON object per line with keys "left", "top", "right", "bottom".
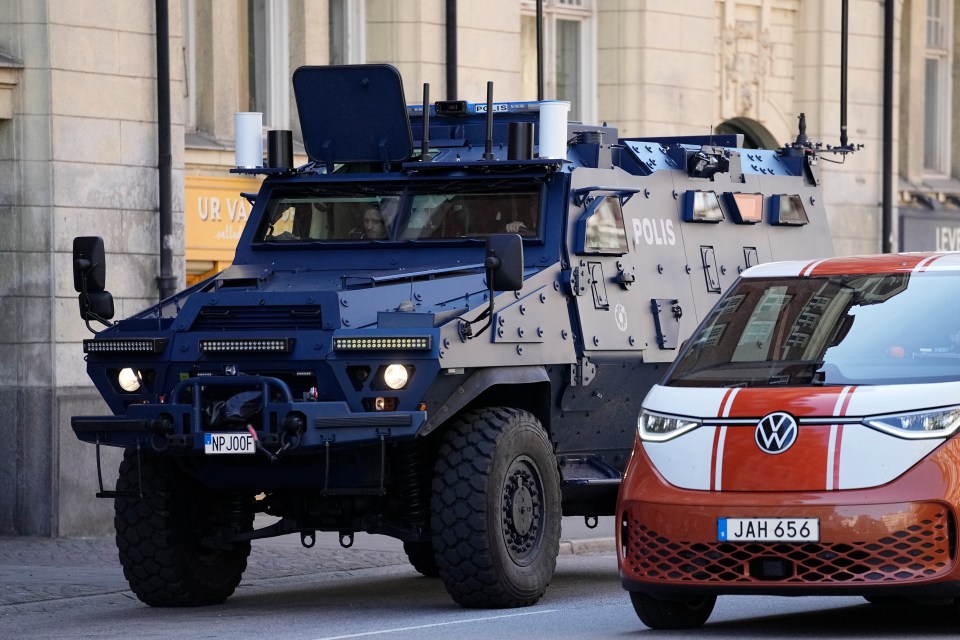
{"left": 640, "top": 383, "right": 960, "bottom": 492}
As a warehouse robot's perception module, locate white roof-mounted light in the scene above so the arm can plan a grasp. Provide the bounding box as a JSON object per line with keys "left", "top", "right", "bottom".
{"left": 235, "top": 111, "right": 263, "bottom": 169}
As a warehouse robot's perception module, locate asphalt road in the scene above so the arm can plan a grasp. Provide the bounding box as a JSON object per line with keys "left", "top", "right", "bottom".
{"left": 2, "top": 515, "right": 959, "bottom": 639}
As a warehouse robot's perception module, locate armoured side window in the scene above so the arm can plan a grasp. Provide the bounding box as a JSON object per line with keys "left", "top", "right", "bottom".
{"left": 400, "top": 189, "right": 541, "bottom": 239}
{"left": 576, "top": 195, "right": 629, "bottom": 255}
{"left": 262, "top": 201, "right": 312, "bottom": 241}
{"left": 492, "top": 192, "right": 539, "bottom": 236}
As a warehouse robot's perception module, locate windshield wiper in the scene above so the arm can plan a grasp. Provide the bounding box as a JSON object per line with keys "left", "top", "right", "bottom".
{"left": 340, "top": 263, "right": 488, "bottom": 288}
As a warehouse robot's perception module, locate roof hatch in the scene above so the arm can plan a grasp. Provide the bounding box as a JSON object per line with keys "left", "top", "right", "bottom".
{"left": 292, "top": 64, "right": 413, "bottom": 168}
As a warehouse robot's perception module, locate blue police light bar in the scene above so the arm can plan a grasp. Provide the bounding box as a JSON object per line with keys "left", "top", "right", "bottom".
{"left": 407, "top": 101, "right": 544, "bottom": 117}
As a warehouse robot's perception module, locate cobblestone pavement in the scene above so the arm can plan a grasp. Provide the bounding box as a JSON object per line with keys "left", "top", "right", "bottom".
{"left": 0, "top": 532, "right": 412, "bottom": 607}
{"left": 0, "top": 516, "right": 614, "bottom": 607}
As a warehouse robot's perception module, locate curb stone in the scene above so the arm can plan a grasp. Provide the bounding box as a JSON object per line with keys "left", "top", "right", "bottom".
{"left": 559, "top": 537, "right": 616, "bottom": 556}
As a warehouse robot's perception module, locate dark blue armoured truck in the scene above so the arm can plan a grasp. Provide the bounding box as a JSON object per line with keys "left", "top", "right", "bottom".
{"left": 71, "top": 65, "right": 834, "bottom": 608}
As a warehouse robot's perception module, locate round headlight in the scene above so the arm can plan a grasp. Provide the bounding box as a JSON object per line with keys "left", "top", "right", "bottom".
{"left": 383, "top": 364, "right": 409, "bottom": 390}
{"left": 118, "top": 368, "right": 141, "bottom": 392}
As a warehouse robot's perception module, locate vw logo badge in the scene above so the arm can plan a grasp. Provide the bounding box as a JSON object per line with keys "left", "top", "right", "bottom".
{"left": 755, "top": 412, "right": 798, "bottom": 454}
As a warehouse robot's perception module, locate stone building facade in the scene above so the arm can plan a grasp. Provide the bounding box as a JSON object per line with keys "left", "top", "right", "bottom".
{"left": 0, "top": 0, "right": 951, "bottom": 535}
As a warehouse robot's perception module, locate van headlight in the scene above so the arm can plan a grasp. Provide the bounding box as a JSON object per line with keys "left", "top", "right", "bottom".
{"left": 865, "top": 406, "right": 960, "bottom": 439}
{"left": 639, "top": 410, "right": 700, "bottom": 442}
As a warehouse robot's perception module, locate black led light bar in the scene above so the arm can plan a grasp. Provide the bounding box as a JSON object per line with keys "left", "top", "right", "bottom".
{"left": 83, "top": 338, "right": 168, "bottom": 354}
{"left": 199, "top": 338, "right": 294, "bottom": 353}
{"left": 333, "top": 336, "right": 432, "bottom": 351}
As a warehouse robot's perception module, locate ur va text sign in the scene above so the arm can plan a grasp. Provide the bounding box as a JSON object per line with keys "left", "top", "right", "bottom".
{"left": 185, "top": 175, "right": 263, "bottom": 262}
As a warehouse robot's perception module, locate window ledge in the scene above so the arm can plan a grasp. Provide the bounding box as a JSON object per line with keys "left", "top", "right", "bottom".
{"left": 0, "top": 52, "right": 23, "bottom": 121}
{"left": 899, "top": 177, "right": 960, "bottom": 209}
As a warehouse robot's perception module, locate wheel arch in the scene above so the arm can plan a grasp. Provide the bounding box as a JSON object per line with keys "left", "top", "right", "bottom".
{"left": 419, "top": 366, "right": 552, "bottom": 437}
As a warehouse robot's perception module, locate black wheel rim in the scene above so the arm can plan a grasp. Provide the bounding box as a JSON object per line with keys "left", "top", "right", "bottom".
{"left": 499, "top": 454, "right": 545, "bottom": 566}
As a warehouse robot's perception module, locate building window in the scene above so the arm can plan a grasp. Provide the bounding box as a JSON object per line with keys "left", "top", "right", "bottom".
{"left": 716, "top": 117, "right": 779, "bottom": 150}
{"left": 246, "top": 0, "right": 289, "bottom": 129}
{"left": 924, "top": 0, "right": 952, "bottom": 174}
{"left": 520, "top": 0, "right": 595, "bottom": 122}
{"left": 329, "top": 0, "right": 366, "bottom": 65}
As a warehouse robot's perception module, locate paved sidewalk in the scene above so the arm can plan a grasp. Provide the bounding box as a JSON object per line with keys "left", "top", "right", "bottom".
{"left": 0, "top": 516, "right": 614, "bottom": 607}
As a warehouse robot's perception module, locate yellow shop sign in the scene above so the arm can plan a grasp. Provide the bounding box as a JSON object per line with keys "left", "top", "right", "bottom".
{"left": 185, "top": 175, "right": 263, "bottom": 262}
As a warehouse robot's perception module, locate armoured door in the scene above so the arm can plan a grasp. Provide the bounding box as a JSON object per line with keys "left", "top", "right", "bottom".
{"left": 567, "top": 180, "right": 645, "bottom": 355}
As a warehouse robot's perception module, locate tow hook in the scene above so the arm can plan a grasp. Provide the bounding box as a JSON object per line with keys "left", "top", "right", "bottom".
{"left": 585, "top": 515, "right": 598, "bottom": 529}
{"left": 300, "top": 531, "right": 316, "bottom": 548}
{"left": 339, "top": 531, "right": 355, "bottom": 548}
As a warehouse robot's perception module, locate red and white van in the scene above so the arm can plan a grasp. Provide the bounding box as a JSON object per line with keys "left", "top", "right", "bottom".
{"left": 618, "top": 253, "right": 960, "bottom": 629}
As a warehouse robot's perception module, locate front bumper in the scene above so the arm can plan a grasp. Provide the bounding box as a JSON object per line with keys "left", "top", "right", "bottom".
{"left": 72, "top": 375, "right": 426, "bottom": 452}
{"left": 617, "top": 440, "right": 960, "bottom": 597}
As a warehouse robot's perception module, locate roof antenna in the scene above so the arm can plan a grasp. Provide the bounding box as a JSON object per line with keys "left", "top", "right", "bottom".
{"left": 825, "top": 0, "right": 859, "bottom": 155}
{"left": 536, "top": 0, "right": 544, "bottom": 100}
{"left": 839, "top": 0, "right": 849, "bottom": 149}
{"left": 483, "top": 81, "right": 495, "bottom": 160}
{"left": 421, "top": 82, "right": 431, "bottom": 161}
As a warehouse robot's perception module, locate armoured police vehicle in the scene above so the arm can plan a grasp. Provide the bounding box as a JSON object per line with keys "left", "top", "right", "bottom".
{"left": 71, "top": 64, "right": 835, "bottom": 608}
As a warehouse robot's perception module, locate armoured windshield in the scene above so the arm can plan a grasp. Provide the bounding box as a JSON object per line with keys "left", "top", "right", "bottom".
{"left": 256, "top": 181, "right": 540, "bottom": 243}
{"left": 667, "top": 272, "right": 960, "bottom": 387}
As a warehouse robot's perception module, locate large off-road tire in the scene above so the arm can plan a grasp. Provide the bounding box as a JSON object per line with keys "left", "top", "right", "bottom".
{"left": 629, "top": 592, "right": 716, "bottom": 630}
{"left": 431, "top": 407, "right": 561, "bottom": 608}
{"left": 403, "top": 540, "right": 440, "bottom": 577}
{"left": 114, "top": 449, "right": 254, "bottom": 607}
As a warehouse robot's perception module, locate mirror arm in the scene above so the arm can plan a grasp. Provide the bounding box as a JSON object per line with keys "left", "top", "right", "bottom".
{"left": 457, "top": 235, "right": 521, "bottom": 341}
{"left": 79, "top": 273, "right": 114, "bottom": 333}
{"left": 457, "top": 271, "right": 498, "bottom": 341}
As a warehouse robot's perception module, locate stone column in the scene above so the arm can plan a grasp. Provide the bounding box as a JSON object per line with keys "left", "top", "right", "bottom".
{"left": 0, "top": 0, "right": 186, "bottom": 535}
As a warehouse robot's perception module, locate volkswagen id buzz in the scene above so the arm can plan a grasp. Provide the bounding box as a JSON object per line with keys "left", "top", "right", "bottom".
{"left": 618, "top": 253, "right": 960, "bottom": 629}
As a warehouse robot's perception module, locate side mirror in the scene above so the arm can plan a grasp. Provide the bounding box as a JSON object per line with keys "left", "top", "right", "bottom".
{"left": 79, "top": 291, "right": 115, "bottom": 323}
{"left": 73, "top": 236, "right": 107, "bottom": 293}
{"left": 485, "top": 234, "right": 524, "bottom": 292}
{"left": 458, "top": 234, "right": 524, "bottom": 341}
{"left": 73, "top": 236, "right": 114, "bottom": 327}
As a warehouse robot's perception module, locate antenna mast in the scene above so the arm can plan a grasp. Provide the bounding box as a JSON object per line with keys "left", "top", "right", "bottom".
{"left": 839, "top": 0, "right": 849, "bottom": 149}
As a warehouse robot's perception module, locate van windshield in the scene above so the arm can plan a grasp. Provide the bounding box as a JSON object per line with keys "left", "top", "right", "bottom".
{"left": 667, "top": 272, "right": 960, "bottom": 387}
{"left": 255, "top": 181, "right": 540, "bottom": 244}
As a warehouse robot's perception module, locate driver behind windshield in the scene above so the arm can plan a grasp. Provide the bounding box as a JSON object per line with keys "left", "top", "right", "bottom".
{"left": 351, "top": 207, "right": 388, "bottom": 240}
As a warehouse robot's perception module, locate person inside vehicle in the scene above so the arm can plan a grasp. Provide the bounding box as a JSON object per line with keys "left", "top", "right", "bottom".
{"left": 497, "top": 193, "right": 538, "bottom": 235}
{"left": 351, "top": 207, "right": 388, "bottom": 239}
{"left": 505, "top": 219, "right": 527, "bottom": 233}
